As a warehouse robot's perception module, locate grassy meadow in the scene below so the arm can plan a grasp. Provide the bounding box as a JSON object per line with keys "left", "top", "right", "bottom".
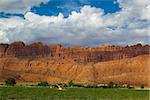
{"left": 0, "top": 86, "right": 149, "bottom": 100}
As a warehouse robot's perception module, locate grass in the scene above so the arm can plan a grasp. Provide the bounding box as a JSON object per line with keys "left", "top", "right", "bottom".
{"left": 0, "top": 86, "right": 149, "bottom": 100}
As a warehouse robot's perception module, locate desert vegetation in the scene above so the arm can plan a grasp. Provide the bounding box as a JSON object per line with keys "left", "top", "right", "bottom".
{"left": 5, "top": 77, "right": 16, "bottom": 86}
{"left": 37, "top": 81, "right": 49, "bottom": 86}
{"left": 0, "top": 79, "right": 149, "bottom": 99}
{"left": 2, "top": 79, "right": 144, "bottom": 89}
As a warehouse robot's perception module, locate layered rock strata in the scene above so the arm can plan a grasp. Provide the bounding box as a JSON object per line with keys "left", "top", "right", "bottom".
{"left": 0, "top": 41, "right": 149, "bottom": 86}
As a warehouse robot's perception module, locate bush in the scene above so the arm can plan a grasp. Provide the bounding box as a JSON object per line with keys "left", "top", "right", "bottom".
{"left": 68, "top": 80, "right": 74, "bottom": 86}
{"left": 52, "top": 84, "right": 58, "bottom": 88}
{"left": 66, "top": 80, "right": 85, "bottom": 87}
{"left": 38, "top": 81, "right": 49, "bottom": 86}
{"left": 64, "top": 84, "right": 68, "bottom": 87}
{"left": 127, "top": 84, "right": 134, "bottom": 89}
{"left": 108, "top": 81, "right": 114, "bottom": 88}
{"left": 73, "top": 84, "right": 83, "bottom": 87}
{"left": 5, "top": 77, "right": 16, "bottom": 86}
{"left": 114, "top": 84, "right": 119, "bottom": 88}
{"left": 85, "top": 85, "right": 98, "bottom": 88}
{"left": 141, "top": 84, "right": 144, "bottom": 89}
{"left": 0, "top": 83, "right": 4, "bottom": 86}
{"left": 100, "top": 85, "right": 108, "bottom": 88}
{"left": 127, "top": 84, "right": 130, "bottom": 88}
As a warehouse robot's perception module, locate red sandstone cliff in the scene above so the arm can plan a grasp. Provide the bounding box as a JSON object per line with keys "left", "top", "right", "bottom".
{"left": 0, "top": 41, "right": 149, "bottom": 86}
{"left": 0, "top": 41, "right": 149, "bottom": 63}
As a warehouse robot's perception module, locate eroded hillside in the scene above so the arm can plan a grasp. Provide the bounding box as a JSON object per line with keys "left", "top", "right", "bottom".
{"left": 0, "top": 41, "right": 149, "bottom": 86}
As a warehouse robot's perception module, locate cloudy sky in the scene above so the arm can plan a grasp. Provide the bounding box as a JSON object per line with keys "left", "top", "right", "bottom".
{"left": 0, "top": 0, "right": 149, "bottom": 46}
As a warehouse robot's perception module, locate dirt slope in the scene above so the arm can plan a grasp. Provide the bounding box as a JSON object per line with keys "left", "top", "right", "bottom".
{"left": 0, "top": 55, "right": 149, "bottom": 86}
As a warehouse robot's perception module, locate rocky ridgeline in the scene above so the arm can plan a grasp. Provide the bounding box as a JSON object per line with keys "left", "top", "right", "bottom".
{"left": 0, "top": 41, "right": 149, "bottom": 63}
{"left": 0, "top": 41, "right": 149, "bottom": 85}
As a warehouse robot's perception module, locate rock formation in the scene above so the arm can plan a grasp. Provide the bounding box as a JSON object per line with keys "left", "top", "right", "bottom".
{"left": 0, "top": 41, "right": 149, "bottom": 86}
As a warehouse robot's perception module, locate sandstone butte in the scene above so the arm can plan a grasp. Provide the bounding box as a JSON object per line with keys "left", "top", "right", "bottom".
{"left": 0, "top": 41, "right": 150, "bottom": 86}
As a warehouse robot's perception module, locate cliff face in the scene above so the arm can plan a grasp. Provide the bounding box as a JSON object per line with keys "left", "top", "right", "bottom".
{"left": 0, "top": 41, "right": 149, "bottom": 63}
{"left": 0, "top": 41, "right": 149, "bottom": 86}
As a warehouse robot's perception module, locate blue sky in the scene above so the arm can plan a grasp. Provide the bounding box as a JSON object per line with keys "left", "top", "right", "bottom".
{"left": 0, "top": 0, "right": 121, "bottom": 18}
{"left": 0, "top": 0, "right": 149, "bottom": 46}
{"left": 31, "top": 0, "right": 121, "bottom": 17}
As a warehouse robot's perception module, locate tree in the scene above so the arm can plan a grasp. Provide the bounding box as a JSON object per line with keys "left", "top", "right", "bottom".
{"left": 114, "top": 84, "right": 118, "bottom": 88}
{"left": 38, "top": 81, "right": 49, "bottom": 86}
{"left": 108, "top": 81, "right": 114, "bottom": 88}
{"left": 127, "top": 84, "right": 133, "bottom": 89}
{"left": 5, "top": 77, "right": 16, "bottom": 86}
{"left": 64, "top": 84, "right": 68, "bottom": 87}
{"left": 141, "top": 84, "right": 144, "bottom": 89}
{"left": 68, "top": 80, "right": 74, "bottom": 86}
{"left": 127, "top": 84, "right": 130, "bottom": 89}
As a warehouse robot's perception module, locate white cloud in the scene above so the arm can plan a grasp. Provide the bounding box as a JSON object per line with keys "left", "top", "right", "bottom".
{"left": 0, "top": 0, "right": 149, "bottom": 46}
{"left": 141, "top": 5, "right": 150, "bottom": 20}
{"left": 0, "top": 31, "right": 9, "bottom": 43}
{"left": 0, "top": 0, "right": 49, "bottom": 13}
{"left": 118, "top": 0, "right": 150, "bottom": 20}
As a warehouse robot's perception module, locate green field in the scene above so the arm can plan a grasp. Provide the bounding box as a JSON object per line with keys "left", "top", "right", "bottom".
{"left": 0, "top": 86, "right": 149, "bottom": 100}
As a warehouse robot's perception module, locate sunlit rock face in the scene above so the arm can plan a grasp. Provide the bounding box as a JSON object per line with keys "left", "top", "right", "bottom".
{"left": 0, "top": 41, "right": 149, "bottom": 86}
{"left": 0, "top": 41, "right": 149, "bottom": 63}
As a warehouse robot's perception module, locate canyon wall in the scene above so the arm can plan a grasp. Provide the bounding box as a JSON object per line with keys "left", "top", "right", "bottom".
{"left": 0, "top": 41, "right": 149, "bottom": 86}
{"left": 0, "top": 41, "right": 149, "bottom": 63}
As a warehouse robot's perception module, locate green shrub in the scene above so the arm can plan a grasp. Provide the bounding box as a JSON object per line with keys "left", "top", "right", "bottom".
{"left": 85, "top": 85, "right": 99, "bottom": 88}
{"left": 64, "top": 84, "right": 68, "bottom": 87}
{"left": 38, "top": 81, "right": 49, "bottom": 86}
{"left": 0, "top": 83, "right": 3, "bottom": 85}
{"left": 141, "top": 84, "right": 144, "bottom": 89}
{"left": 108, "top": 81, "right": 114, "bottom": 88}
{"left": 67, "top": 80, "right": 84, "bottom": 87}
{"left": 114, "top": 84, "right": 119, "bottom": 88}
{"left": 127, "top": 84, "right": 131, "bottom": 88}
{"left": 68, "top": 80, "right": 74, "bottom": 86}
{"left": 5, "top": 77, "right": 16, "bottom": 86}
{"left": 73, "top": 84, "right": 83, "bottom": 87}
{"left": 52, "top": 84, "right": 58, "bottom": 88}
{"left": 100, "top": 85, "right": 108, "bottom": 88}
{"left": 127, "top": 84, "right": 134, "bottom": 89}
